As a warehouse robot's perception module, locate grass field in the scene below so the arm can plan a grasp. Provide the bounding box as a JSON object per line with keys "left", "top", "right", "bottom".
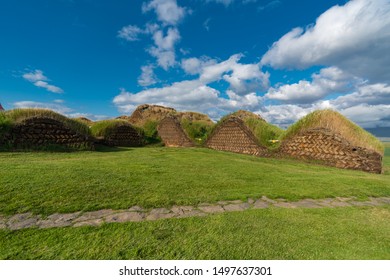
{"left": 0, "top": 144, "right": 389, "bottom": 259}
{"left": 1, "top": 206, "right": 389, "bottom": 259}
{"left": 0, "top": 146, "right": 389, "bottom": 216}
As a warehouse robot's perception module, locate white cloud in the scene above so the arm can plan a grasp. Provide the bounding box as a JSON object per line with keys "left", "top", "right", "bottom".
{"left": 181, "top": 56, "right": 217, "bottom": 75}
{"left": 205, "top": 0, "right": 235, "bottom": 6}
{"left": 142, "top": 0, "right": 187, "bottom": 26}
{"left": 261, "top": 0, "right": 390, "bottom": 84}
{"left": 138, "top": 65, "right": 158, "bottom": 87}
{"left": 332, "top": 83, "right": 390, "bottom": 109}
{"left": 22, "top": 70, "right": 47, "bottom": 82}
{"left": 200, "top": 54, "right": 269, "bottom": 94}
{"left": 113, "top": 80, "right": 220, "bottom": 113}
{"left": 113, "top": 54, "right": 269, "bottom": 116}
{"left": 339, "top": 104, "right": 390, "bottom": 128}
{"left": 265, "top": 67, "right": 356, "bottom": 103}
{"left": 22, "top": 70, "right": 64, "bottom": 94}
{"left": 147, "top": 27, "right": 181, "bottom": 69}
{"left": 33, "top": 81, "right": 64, "bottom": 94}
{"left": 117, "top": 25, "right": 144, "bottom": 41}
{"left": 258, "top": 0, "right": 281, "bottom": 11}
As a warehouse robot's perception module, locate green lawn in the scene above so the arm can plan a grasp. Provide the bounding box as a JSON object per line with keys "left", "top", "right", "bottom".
{"left": 0, "top": 146, "right": 389, "bottom": 216}
{"left": 1, "top": 206, "right": 389, "bottom": 259}
{"left": 1, "top": 145, "right": 389, "bottom": 259}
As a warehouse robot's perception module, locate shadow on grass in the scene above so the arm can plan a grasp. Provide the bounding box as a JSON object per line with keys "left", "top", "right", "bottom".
{"left": 94, "top": 145, "right": 135, "bottom": 153}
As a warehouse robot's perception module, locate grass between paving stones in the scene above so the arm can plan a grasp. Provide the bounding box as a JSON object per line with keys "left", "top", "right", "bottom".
{"left": 0, "top": 206, "right": 389, "bottom": 259}
{"left": 0, "top": 146, "right": 389, "bottom": 216}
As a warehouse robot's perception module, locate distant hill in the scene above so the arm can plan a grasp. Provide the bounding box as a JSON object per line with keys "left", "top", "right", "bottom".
{"left": 366, "top": 127, "right": 390, "bottom": 137}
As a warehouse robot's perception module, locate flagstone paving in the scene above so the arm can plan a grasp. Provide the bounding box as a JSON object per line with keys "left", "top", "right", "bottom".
{"left": 1, "top": 196, "right": 390, "bottom": 231}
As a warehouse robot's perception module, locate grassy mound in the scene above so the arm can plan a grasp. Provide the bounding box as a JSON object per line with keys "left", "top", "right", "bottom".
{"left": 0, "top": 108, "right": 90, "bottom": 136}
{"left": 180, "top": 118, "right": 214, "bottom": 145}
{"left": 212, "top": 110, "right": 283, "bottom": 149}
{"left": 90, "top": 119, "right": 143, "bottom": 138}
{"left": 281, "top": 110, "right": 384, "bottom": 155}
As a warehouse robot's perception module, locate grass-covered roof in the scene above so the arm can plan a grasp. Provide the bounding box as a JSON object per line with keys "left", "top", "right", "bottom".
{"left": 281, "top": 109, "right": 384, "bottom": 155}
{"left": 0, "top": 108, "right": 90, "bottom": 136}
{"left": 212, "top": 110, "right": 283, "bottom": 149}
{"left": 90, "top": 119, "right": 142, "bottom": 138}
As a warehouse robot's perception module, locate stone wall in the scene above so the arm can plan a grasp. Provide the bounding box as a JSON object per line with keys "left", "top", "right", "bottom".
{"left": 102, "top": 124, "right": 144, "bottom": 147}
{"left": 2, "top": 117, "right": 93, "bottom": 150}
{"left": 205, "top": 117, "right": 268, "bottom": 156}
{"left": 157, "top": 116, "right": 194, "bottom": 147}
{"left": 279, "top": 128, "right": 382, "bottom": 173}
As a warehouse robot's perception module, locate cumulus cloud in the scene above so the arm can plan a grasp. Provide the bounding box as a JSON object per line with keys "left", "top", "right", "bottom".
{"left": 265, "top": 67, "right": 357, "bottom": 103}
{"left": 113, "top": 80, "right": 220, "bottom": 113}
{"left": 199, "top": 54, "right": 270, "bottom": 94}
{"left": 22, "top": 70, "right": 64, "bottom": 94}
{"left": 261, "top": 0, "right": 390, "bottom": 84}
{"left": 181, "top": 56, "right": 217, "bottom": 75}
{"left": 142, "top": 0, "right": 187, "bottom": 26}
{"left": 113, "top": 54, "right": 269, "bottom": 115}
{"left": 147, "top": 27, "right": 181, "bottom": 69}
{"left": 138, "top": 65, "right": 158, "bottom": 87}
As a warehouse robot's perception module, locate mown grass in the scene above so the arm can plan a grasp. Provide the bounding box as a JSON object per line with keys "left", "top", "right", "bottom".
{"left": 1, "top": 206, "right": 389, "bottom": 259}
{"left": 280, "top": 110, "right": 384, "bottom": 154}
{"left": 0, "top": 146, "right": 389, "bottom": 216}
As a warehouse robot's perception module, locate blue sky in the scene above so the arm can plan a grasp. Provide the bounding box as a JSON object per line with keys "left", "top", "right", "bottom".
{"left": 1, "top": 0, "right": 389, "bottom": 128}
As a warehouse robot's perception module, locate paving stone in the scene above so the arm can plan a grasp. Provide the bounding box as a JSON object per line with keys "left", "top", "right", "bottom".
{"left": 335, "top": 197, "right": 355, "bottom": 202}
{"left": 217, "top": 201, "right": 229, "bottom": 205}
{"left": 315, "top": 198, "right": 336, "bottom": 207}
{"left": 292, "top": 199, "right": 322, "bottom": 208}
{"left": 146, "top": 212, "right": 176, "bottom": 221}
{"left": 253, "top": 200, "right": 269, "bottom": 209}
{"left": 349, "top": 201, "right": 378, "bottom": 207}
{"left": 171, "top": 206, "right": 194, "bottom": 215}
{"left": 247, "top": 198, "right": 255, "bottom": 204}
{"left": 223, "top": 203, "right": 250, "bottom": 212}
{"left": 73, "top": 219, "right": 103, "bottom": 227}
{"left": 74, "top": 210, "right": 115, "bottom": 223}
{"left": 105, "top": 212, "right": 145, "bottom": 223}
{"left": 367, "top": 197, "right": 384, "bottom": 206}
{"left": 145, "top": 208, "right": 175, "bottom": 221}
{"left": 375, "top": 197, "right": 390, "bottom": 204}
{"left": 261, "top": 196, "right": 277, "bottom": 204}
{"left": 330, "top": 201, "right": 351, "bottom": 207}
{"left": 7, "top": 213, "right": 39, "bottom": 230}
{"left": 274, "top": 202, "right": 297, "bottom": 209}
{"left": 198, "top": 205, "right": 225, "bottom": 213}
{"left": 128, "top": 206, "right": 144, "bottom": 212}
{"left": 149, "top": 208, "right": 171, "bottom": 215}
{"left": 227, "top": 200, "right": 244, "bottom": 204}
{"left": 47, "top": 212, "right": 81, "bottom": 223}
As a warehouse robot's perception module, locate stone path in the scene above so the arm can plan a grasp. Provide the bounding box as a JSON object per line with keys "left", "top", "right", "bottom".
{"left": 1, "top": 196, "right": 390, "bottom": 231}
